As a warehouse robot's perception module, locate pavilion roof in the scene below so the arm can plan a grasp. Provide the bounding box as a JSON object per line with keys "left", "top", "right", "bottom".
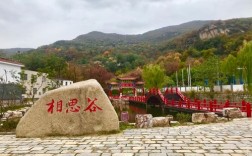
{"left": 117, "top": 77, "right": 138, "bottom": 81}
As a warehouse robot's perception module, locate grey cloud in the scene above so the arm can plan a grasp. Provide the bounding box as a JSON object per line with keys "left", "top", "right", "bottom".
{"left": 0, "top": 0, "right": 251, "bottom": 48}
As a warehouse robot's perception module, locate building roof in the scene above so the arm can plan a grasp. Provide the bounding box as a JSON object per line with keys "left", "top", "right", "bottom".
{"left": 0, "top": 57, "right": 24, "bottom": 67}
{"left": 107, "top": 82, "right": 118, "bottom": 85}
{"left": 117, "top": 77, "right": 138, "bottom": 81}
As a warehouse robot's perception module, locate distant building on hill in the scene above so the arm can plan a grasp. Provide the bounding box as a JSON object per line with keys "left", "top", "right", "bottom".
{"left": 53, "top": 79, "right": 74, "bottom": 88}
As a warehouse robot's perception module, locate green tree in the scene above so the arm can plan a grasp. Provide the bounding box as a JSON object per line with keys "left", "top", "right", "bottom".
{"left": 237, "top": 41, "right": 252, "bottom": 93}
{"left": 142, "top": 64, "right": 173, "bottom": 89}
{"left": 221, "top": 54, "right": 238, "bottom": 85}
{"left": 40, "top": 54, "right": 67, "bottom": 79}
{"left": 194, "top": 56, "right": 220, "bottom": 91}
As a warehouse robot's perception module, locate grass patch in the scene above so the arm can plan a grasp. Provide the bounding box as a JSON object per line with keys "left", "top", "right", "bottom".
{"left": 119, "top": 122, "right": 135, "bottom": 131}
{"left": 170, "top": 122, "right": 181, "bottom": 127}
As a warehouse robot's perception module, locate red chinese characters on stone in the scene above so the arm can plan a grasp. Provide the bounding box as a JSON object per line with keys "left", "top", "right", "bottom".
{"left": 46, "top": 99, "right": 63, "bottom": 114}
{"left": 46, "top": 97, "right": 102, "bottom": 114}
{"left": 57, "top": 100, "right": 63, "bottom": 112}
{"left": 46, "top": 99, "right": 54, "bottom": 114}
{"left": 84, "top": 98, "right": 102, "bottom": 112}
{"left": 66, "top": 98, "right": 81, "bottom": 113}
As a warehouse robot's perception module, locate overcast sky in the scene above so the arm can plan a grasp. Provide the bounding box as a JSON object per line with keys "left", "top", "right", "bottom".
{"left": 0, "top": 0, "right": 252, "bottom": 48}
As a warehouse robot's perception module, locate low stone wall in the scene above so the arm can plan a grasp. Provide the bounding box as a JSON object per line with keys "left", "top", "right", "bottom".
{"left": 1, "top": 107, "right": 30, "bottom": 121}
{"left": 192, "top": 113, "right": 218, "bottom": 123}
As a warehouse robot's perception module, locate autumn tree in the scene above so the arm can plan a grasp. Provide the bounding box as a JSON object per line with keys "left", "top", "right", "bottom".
{"left": 84, "top": 63, "right": 114, "bottom": 88}
{"left": 65, "top": 63, "right": 85, "bottom": 82}
{"left": 156, "top": 52, "right": 181, "bottom": 76}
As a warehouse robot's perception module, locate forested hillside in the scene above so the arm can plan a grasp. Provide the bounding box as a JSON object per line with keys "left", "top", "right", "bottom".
{"left": 0, "top": 48, "right": 33, "bottom": 57}
{"left": 11, "top": 17, "right": 252, "bottom": 87}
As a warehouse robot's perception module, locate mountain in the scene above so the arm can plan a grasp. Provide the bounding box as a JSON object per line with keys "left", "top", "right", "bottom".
{"left": 159, "top": 17, "right": 252, "bottom": 52}
{"left": 48, "top": 18, "right": 252, "bottom": 54}
{"left": 0, "top": 48, "right": 33, "bottom": 57}
{"left": 42, "top": 20, "right": 213, "bottom": 62}
{"left": 14, "top": 17, "right": 252, "bottom": 76}
{"left": 49, "top": 20, "right": 212, "bottom": 48}
{"left": 142, "top": 20, "right": 211, "bottom": 42}
{"left": 71, "top": 20, "right": 212, "bottom": 44}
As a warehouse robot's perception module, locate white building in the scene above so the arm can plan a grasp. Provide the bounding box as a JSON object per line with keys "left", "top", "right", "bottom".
{"left": 0, "top": 58, "right": 74, "bottom": 103}
{"left": 56, "top": 79, "right": 74, "bottom": 87}
{"left": 21, "top": 70, "right": 52, "bottom": 99}
{"left": 21, "top": 70, "right": 74, "bottom": 100}
{"left": 0, "top": 58, "right": 24, "bottom": 83}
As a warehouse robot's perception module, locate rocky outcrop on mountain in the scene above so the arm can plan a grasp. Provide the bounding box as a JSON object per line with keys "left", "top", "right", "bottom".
{"left": 199, "top": 24, "right": 229, "bottom": 40}
{"left": 199, "top": 18, "right": 252, "bottom": 40}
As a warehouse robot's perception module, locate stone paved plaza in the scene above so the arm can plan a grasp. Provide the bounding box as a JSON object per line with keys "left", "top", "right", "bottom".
{"left": 0, "top": 118, "right": 252, "bottom": 156}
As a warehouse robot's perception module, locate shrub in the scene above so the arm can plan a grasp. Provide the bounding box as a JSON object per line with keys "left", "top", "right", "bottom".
{"left": 0, "top": 118, "right": 20, "bottom": 132}
{"left": 188, "top": 90, "right": 197, "bottom": 99}
{"left": 206, "top": 91, "right": 215, "bottom": 100}
{"left": 175, "top": 112, "right": 191, "bottom": 123}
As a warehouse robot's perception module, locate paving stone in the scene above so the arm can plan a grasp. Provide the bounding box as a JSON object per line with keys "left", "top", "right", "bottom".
{"left": 175, "top": 150, "right": 192, "bottom": 153}
{"left": 76, "top": 154, "right": 101, "bottom": 156}
{"left": 184, "top": 154, "right": 204, "bottom": 156}
{"left": 205, "top": 154, "right": 231, "bottom": 156}
{"left": 149, "top": 153, "right": 167, "bottom": 156}
{"left": 221, "top": 150, "right": 235, "bottom": 153}
{"left": 112, "top": 154, "right": 133, "bottom": 156}
{"left": 134, "top": 153, "right": 148, "bottom": 156}
{"left": 0, "top": 118, "right": 252, "bottom": 155}
{"left": 101, "top": 153, "right": 112, "bottom": 156}
{"left": 11, "top": 150, "right": 30, "bottom": 154}
{"left": 55, "top": 154, "right": 76, "bottom": 156}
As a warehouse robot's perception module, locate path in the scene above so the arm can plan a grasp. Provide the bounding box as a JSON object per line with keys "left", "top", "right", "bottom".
{"left": 0, "top": 118, "right": 252, "bottom": 156}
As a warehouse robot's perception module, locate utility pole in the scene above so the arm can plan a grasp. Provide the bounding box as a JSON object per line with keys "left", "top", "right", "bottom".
{"left": 187, "top": 65, "right": 191, "bottom": 88}
{"left": 182, "top": 69, "right": 185, "bottom": 87}
{"left": 187, "top": 67, "right": 189, "bottom": 87}
{"left": 189, "top": 64, "right": 191, "bottom": 87}
{"left": 176, "top": 71, "right": 178, "bottom": 88}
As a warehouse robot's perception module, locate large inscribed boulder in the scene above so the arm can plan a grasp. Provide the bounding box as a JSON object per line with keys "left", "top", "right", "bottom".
{"left": 16, "top": 79, "right": 119, "bottom": 137}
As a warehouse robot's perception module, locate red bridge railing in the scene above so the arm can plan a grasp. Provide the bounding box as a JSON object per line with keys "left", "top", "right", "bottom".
{"left": 128, "top": 96, "right": 146, "bottom": 103}
{"left": 128, "top": 96, "right": 251, "bottom": 117}
{"left": 109, "top": 88, "right": 252, "bottom": 118}
{"left": 164, "top": 98, "right": 251, "bottom": 116}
